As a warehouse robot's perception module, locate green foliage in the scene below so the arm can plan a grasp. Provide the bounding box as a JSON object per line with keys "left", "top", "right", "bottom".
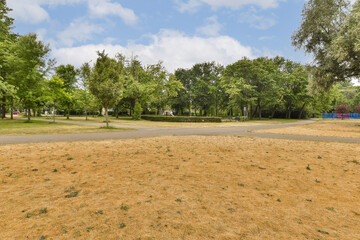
{"left": 330, "top": 1, "right": 360, "bottom": 82}
{"left": 133, "top": 100, "right": 142, "bottom": 120}
{"left": 89, "top": 51, "right": 124, "bottom": 127}
{"left": 292, "top": 0, "right": 352, "bottom": 88}
{"left": 55, "top": 64, "right": 78, "bottom": 119}
{"left": 7, "top": 33, "right": 50, "bottom": 119}
{"left": 141, "top": 115, "right": 221, "bottom": 122}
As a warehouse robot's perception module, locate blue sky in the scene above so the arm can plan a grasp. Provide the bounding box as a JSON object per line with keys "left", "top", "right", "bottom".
{"left": 8, "top": 0, "right": 311, "bottom": 72}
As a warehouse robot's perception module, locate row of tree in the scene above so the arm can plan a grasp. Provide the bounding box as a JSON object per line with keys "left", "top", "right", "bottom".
{"left": 1, "top": 0, "right": 360, "bottom": 122}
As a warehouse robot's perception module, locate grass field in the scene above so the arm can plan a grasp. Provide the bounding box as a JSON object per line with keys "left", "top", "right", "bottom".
{"left": 34, "top": 115, "right": 300, "bottom": 128}
{"left": 254, "top": 119, "right": 360, "bottom": 138}
{"left": 1, "top": 135, "right": 360, "bottom": 239}
{"left": 0, "top": 119, "right": 134, "bottom": 136}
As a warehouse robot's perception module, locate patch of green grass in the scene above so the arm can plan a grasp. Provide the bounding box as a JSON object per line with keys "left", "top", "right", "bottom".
{"left": 40, "top": 208, "right": 48, "bottom": 214}
{"left": 317, "top": 229, "right": 329, "bottom": 235}
{"left": 65, "top": 191, "right": 78, "bottom": 198}
{"left": 0, "top": 119, "right": 134, "bottom": 136}
{"left": 99, "top": 126, "right": 118, "bottom": 129}
{"left": 175, "top": 198, "right": 182, "bottom": 202}
{"left": 120, "top": 204, "right": 129, "bottom": 211}
{"left": 119, "top": 222, "right": 126, "bottom": 229}
{"left": 86, "top": 226, "right": 94, "bottom": 232}
{"left": 352, "top": 211, "right": 360, "bottom": 216}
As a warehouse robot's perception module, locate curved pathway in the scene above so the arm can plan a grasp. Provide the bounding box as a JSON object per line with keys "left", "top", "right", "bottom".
{"left": 1, "top": 119, "right": 360, "bottom": 145}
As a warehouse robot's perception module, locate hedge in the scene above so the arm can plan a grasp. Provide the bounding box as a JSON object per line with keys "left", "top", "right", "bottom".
{"left": 141, "top": 115, "right": 222, "bottom": 122}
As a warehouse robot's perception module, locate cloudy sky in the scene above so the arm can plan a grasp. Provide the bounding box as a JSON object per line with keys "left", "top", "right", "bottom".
{"left": 8, "top": 0, "right": 311, "bottom": 72}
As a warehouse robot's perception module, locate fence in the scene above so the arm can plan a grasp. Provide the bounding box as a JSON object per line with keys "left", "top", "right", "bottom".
{"left": 322, "top": 113, "right": 360, "bottom": 119}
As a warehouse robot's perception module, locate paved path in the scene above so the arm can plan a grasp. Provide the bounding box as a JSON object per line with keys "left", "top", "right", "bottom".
{"left": 1, "top": 118, "right": 360, "bottom": 145}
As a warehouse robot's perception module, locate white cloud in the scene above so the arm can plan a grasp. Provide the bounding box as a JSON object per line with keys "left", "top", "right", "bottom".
{"left": 35, "top": 28, "right": 47, "bottom": 41}
{"left": 239, "top": 7, "right": 277, "bottom": 30}
{"left": 7, "top": 0, "right": 50, "bottom": 24}
{"left": 57, "top": 18, "right": 104, "bottom": 47}
{"left": 7, "top": 0, "right": 137, "bottom": 25}
{"left": 258, "top": 36, "right": 275, "bottom": 41}
{"left": 88, "top": 0, "right": 138, "bottom": 25}
{"left": 196, "top": 16, "right": 222, "bottom": 36}
{"left": 177, "top": 0, "right": 284, "bottom": 13}
{"left": 52, "top": 30, "right": 255, "bottom": 72}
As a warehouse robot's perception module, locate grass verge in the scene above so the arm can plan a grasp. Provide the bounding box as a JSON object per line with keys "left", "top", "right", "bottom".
{"left": 34, "top": 115, "right": 302, "bottom": 128}
{"left": 0, "top": 119, "right": 134, "bottom": 136}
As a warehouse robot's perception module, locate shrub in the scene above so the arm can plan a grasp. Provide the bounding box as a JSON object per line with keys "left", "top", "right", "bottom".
{"left": 355, "top": 105, "right": 360, "bottom": 113}
{"left": 141, "top": 115, "right": 221, "bottom": 122}
{"left": 335, "top": 103, "right": 351, "bottom": 114}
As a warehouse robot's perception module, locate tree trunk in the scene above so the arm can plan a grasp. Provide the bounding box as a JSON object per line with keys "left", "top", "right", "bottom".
{"left": 1, "top": 95, "right": 5, "bottom": 119}
{"left": 85, "top": 105, "right": 88, "bottom": 121}
{"left": 250, "top": 104, "right": 253, "bottom": 120}
{"left": 286, "top": 106, "right": 292, "bottom": 119}
{"left": 53, "top": 103, "right": 56, "bottom": 122}
{"left": 271, "top": 106, "right": 277, "bottom": 119}
{"left": 67, "top": 108, "right": 70, "bottom": 119}
{"left": 258, "top": 100, "right": 262, "bottom": 120}
{"left": 105, "top": 107, "right": 109, "bottom": 127}
{"left": 10, "top": 97, "right": 13, "bottom": 120}
{"left": 115, "top": 105, "right": 119, "bottom": 119}
{"left": 252, "top": 104, "right": 259, "bottom": 119}
{"left": 298, "top": 102, "right": 306, "bottom": 119}
{"left": 215, "top": 95, "right": 219, "bottom": 117}
{"left": 189, "top": 101, "right": 191, "bottom": 116}
{"left": 28, "top": 108, "right": 31, "bottom": 121}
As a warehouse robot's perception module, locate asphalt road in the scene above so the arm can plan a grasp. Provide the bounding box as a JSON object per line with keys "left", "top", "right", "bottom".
{"left": 1, "top": 119, "right": 359, "bottom": 145}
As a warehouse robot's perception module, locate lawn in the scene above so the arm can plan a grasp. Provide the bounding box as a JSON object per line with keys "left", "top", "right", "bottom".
{"left": 34, "top": 115, "right": 301, "bottom": 128}
{"left": 0, "top": 135, "right": 359, "bottom": 239}
{"left": 0, "top": 119, "right": 134, "bottom": 136}
{"left": 253, "top": 119, "right": 360, "bottom": 138}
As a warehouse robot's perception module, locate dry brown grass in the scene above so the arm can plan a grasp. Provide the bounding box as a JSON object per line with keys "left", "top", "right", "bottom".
{"left": 1, "top": 136, "right": 360, "bottom": 239}
{"left": 254, "top": 119, "right": 360, "bottom": 138}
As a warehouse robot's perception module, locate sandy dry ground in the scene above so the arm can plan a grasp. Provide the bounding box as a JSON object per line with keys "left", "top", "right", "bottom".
{"left": 1, "top": 136, "right": 360, "bottom": 239}
{"left": 254, "top": 120, "right": 360, "bottom": 138}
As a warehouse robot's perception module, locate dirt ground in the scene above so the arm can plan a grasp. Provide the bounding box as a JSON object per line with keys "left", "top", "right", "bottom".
{"left": 1, "top": 136, "right": 360, "bottom": 239}
{"left": 254, "top": 120, "right": 360, "bottom": 138}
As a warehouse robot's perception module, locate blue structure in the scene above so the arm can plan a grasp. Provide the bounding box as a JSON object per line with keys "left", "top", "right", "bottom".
{"left": 322, "top": 113, "right": 359, "bottom": 119}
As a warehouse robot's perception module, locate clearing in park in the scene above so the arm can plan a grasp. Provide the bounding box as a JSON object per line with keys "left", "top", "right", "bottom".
{"left": 0, "top": 119, "right": 360, "bottom": 239}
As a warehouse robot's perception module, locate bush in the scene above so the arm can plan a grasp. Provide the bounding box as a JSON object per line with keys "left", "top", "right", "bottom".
{"left": 335, "top": 103, "right": 351, "bottom": 114}
{"left": 141, "top": 115, "right": 221, "bottom": 122}
{"left": 355, "top": 105, "right": 360, "bottom": 114}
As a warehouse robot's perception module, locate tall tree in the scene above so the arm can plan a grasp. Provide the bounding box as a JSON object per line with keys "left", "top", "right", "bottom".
{"left": 79, "top": 62, "right": 92, "bottom": 120}
{"left": 331, "top": 1, "right": 360, "bottom": 82}
{"left": 55, "top": 64, "right": 78, "bottom": 119}
{"left": 147, "top": 62, "right": 182, "bottom": 115}
{"left": 44, "top": 76, "right": 68, "bottom": 122}
{"left": 0, "top": 0, "right": 15, "bottom": 119}
{"left": 173, "top": 68, "right": 195, "bottom": 116}
{"left": 192, "top": 62, "right": 223, "bottom": 116}
{"left": 89, "top": 51, "right": 124, "bottom": 127}
{"left": 8, "top": 33, "right": 50, "bottom": 120}
{"left": 292, "top": 0, "right": 351, "bottom": 89}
